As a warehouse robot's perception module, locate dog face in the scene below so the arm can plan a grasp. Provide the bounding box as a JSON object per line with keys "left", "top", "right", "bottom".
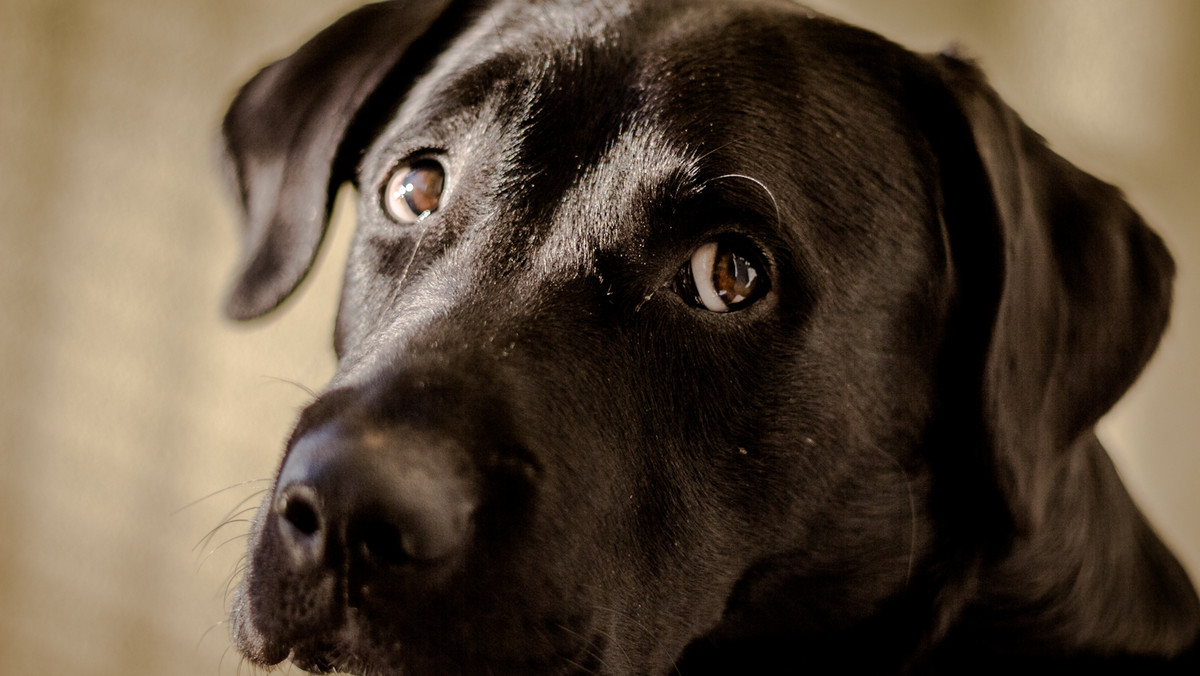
{"left": 221, "top": 0, "right": 1196, "bottom": 673}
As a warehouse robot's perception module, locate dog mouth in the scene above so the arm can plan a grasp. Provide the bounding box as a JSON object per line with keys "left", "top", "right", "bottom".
{"left": 246, "top": 623, "right": 612, "bottom": 676}
{"left": 232, "top": 579, "right": 616, "bottom": 676}
{"left": 283, "top": 637, "right": 611, "bottom": 676}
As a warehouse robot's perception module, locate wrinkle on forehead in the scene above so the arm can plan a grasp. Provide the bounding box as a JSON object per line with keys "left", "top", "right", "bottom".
{"left": 365, "top": 0, "right": 800, "bottom": 298}
{"left": 376, "top": 0, "right": 640, "bottom": 142}
{"left": 528, "top": 120, "right": 700, "bottom": 283}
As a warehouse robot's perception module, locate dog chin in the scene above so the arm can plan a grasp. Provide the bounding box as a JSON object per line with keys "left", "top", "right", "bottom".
{"left": 230, "top": 606, "right": 384, "bottom": 675}
{"left": 228, "top": 585, "right": 290, "bottom": 668}
{"left": 231, "top": 588, "right": 611, "bottom": 676}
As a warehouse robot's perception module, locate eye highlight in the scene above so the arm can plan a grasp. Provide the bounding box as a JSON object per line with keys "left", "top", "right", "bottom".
{"left": 384, "top": 159, "right": 446, "bottom": 223}
{"left": 675, "top": 239, "right": 769, "bottom": 313}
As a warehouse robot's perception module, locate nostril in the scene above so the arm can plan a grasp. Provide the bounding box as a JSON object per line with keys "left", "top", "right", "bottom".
{"left": 273, "top": 485, "right": 327, "bottom": 568}
{"left": 278, "top": 486, "right": 322, "bottom": 537}
{"left": 349, "top": 487, "right": 476, "bottom": 567}
{"left": 357, "top": 519, "right": 409, "bottom": 567}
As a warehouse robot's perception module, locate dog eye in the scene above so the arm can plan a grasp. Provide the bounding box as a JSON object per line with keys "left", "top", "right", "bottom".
{"left": 384, "top": 159, "right": 445, "bottom": 223}
{"left": 675, "top": 239, "right": 769, "bottom": 312}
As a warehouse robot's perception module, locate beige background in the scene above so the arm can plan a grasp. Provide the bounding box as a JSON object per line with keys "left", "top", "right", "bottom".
{"left": 1, "top": 1, "right": 1196, "bottom": 674}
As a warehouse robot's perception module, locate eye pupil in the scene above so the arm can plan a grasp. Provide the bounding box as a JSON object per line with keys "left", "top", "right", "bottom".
{"left": 713, "top": 250, "right": 758, "bottom": 305}
{"left": 385, "top": 159, "right": 445, "bottom": 223}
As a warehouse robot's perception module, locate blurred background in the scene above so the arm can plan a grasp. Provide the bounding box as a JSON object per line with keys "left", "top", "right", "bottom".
{"left": 0, "top": 0, "right": 1196, "bottom": 673}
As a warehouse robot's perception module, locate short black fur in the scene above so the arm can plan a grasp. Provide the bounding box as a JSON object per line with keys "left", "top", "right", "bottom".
{"left": 219, "top": 0, "right": 1200, "bottom": 673}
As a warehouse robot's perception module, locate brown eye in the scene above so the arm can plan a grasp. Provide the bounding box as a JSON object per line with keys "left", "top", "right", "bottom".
{"left": 384, "top": 159, "right": 445, "bottom": 223}
{"left": 675, "top": 239, "right": 769, "bottom": 312}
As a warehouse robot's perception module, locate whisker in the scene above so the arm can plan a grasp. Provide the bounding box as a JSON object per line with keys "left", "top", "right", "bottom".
{"left": 552, "top": 622, "right": 602, "bottom": 674}
{"left": 708, "top": 173, "right": 781, "bottom": 222}
{"left": 195, "top": 618, "right": 227, "bottom": 657}
{"left": 224, "top": 557, "right": 250, "bottom": 605}
{"left": 195, "top": 518, "right": 256, "bottom": 555}
{"left": 197, "top": 532, "right": 252, "bottom": 572}
{"left": 877, "top": 447, "right": 918, "bottom": 587}
{"left": 901, "top": 470, "right": 917, "bottom": 586}
{"left": 586, "top": 604, "right": 641, "bottom": 674}
{"left": 194, "top": 489, "right": 269, "bottom": 553}
{"left": 396, "top": 218, "right": 435, "bottom": 289}
{"left": 691, "top": 141, "right": 735, "bottom": 168}
{"left": 206, "top": 502, "right": 265, "bottom": 535}
{"left": 217, "top": 643, "right": 232, "bottom": 676}
{"left": 174, "top": 479, "right": 270, "bottom": 516}
{"left": 259, "top": 375, "right": 318, "bottom": 399}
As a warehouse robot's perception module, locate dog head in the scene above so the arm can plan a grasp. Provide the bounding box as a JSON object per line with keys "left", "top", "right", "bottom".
{"left": 221, "top": 0, "right": 1185, "bottom": 672}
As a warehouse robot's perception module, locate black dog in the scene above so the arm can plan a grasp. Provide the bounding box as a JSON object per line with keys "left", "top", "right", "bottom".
{"left": 220, "top": 0, "right": 1200, "bottom": 673}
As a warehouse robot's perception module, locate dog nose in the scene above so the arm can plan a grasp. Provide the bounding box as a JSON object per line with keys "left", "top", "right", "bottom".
{"left": 273, "top": 423, "right": 479, "bottom": 571}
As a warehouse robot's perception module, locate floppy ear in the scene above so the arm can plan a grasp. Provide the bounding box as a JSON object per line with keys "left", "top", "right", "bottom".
{"left": 927, "top": 54, "right": 1175, "bottom": 529}
{"left": 222, "top": 0, "right": 459, "bottom": 320}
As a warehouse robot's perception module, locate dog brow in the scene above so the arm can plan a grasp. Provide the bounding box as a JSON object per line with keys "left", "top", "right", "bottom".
{"left": 421, "top": 53, "right": 526, "bottom": 121}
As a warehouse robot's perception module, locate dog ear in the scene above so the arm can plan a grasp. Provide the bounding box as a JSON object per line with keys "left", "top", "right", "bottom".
{"left": 926, "top": 54, "right": 1175, "bottom": 529}
{"left": 222, "top": 0, "right": 459, "bottom": 320}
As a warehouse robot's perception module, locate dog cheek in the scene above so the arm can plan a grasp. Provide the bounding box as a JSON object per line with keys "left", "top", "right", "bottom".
{"left": 611, "top": 336, "right": 800, "bottom": 633}
{"left": 333, "top": 236, "right": 416, "bottom": 352}
{"left": 485, "top": 327, "right": 709, "bottom": 644}
{"left": 229, "top": 487, "right": 277, "bottom": 648}
{"left": 232, "top": 512, "right": 331, "bottom": 663}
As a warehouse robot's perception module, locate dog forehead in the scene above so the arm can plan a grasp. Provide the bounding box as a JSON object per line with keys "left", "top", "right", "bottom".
{"left": 381, "top": 0, "right": 852, "bottom": 145}
{"left": 366, "top": 0, "right": 929, "bottom": 281}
